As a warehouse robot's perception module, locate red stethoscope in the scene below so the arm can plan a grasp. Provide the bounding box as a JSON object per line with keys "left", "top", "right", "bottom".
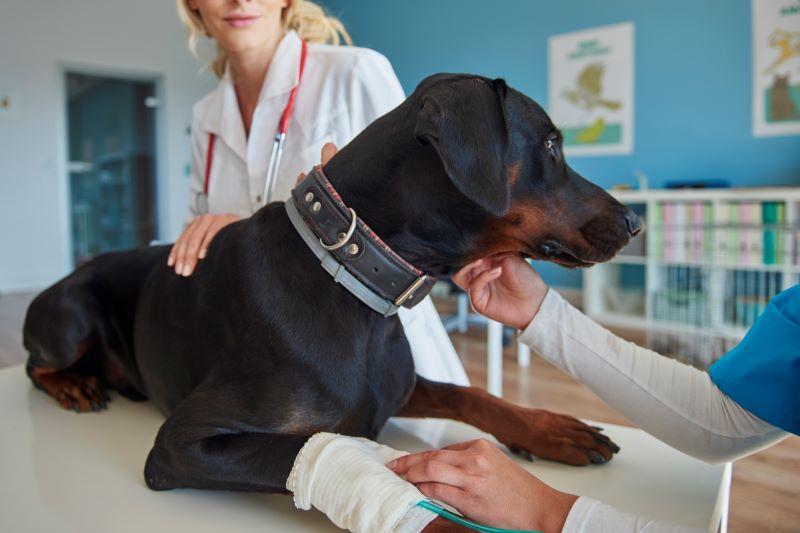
{"left": 203, "top": 39, "right": 308, "bottom": 205}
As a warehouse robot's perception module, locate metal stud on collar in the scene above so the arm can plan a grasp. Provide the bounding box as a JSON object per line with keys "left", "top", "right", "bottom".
{"left": 320, "top": 208, "right": 358, "bottom": 251}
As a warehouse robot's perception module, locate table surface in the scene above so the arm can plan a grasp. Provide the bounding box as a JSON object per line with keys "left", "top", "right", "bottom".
{"left": 0, "top": 365, "right": 727, "bottom": 532}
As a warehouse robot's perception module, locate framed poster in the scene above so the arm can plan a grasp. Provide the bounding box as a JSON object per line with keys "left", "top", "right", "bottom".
{"left": 548, "top": 22, "right": 634, "bottom": 156}
{"left": 753, "top": 0, "right": 800, "bottom": 137}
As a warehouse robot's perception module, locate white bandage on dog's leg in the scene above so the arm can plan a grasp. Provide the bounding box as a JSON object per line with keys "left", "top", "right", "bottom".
{"left": 286, "top": 432, "right": 437, "bottom": 533}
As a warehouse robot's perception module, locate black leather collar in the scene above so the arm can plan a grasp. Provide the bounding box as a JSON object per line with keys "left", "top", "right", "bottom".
{"left": 287, "top": 167, "right": 436, "bottom": 316}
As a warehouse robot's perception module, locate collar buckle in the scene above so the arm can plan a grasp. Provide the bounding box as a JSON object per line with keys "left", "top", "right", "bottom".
{"left": 394, "top": 275, "right": 430, "bottom": 307}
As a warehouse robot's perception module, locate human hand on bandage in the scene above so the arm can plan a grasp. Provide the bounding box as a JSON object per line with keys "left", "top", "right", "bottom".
{"left": 287, "top": 432, "right": 437, "bottom": 533}
{"left": 387, "top": 438, "right": 577, "bottom": 533}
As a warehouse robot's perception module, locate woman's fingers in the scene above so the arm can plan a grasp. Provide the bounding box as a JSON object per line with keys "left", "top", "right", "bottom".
{"left": 180, "top": 215, "right": 215, "bottom": 276}
{"left": 388, "top": 449, "right": 473, "bottom": 476}
{"left": 451, "top": 258, "right": 489, "bottom": 291}
{"left": 171, "top": 216, "right": 202, "bottom": 274}
{"left": 399, "top": 459, "right": 473, "bottom": 489}
{"left": 466, "top": 266, "right": 503, "bottom": 314}
{"left": 169, "top": 214, "right": 239, "bottom": 276}
{"left": 168, "top": 219, "right": 196, "bottom": 268}
{"left": 321, "top": 142, "right": 338, "bottom": 165}
{"left": 197, "top": 219, "right": 225, "bottom": 261}
{"left": 415, "top": 482, "right": 472, "bottom": 512}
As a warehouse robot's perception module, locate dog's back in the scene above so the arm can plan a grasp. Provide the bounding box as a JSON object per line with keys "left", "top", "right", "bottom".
{"left": 24, "top": 204, "right": 416, "bottom": 436}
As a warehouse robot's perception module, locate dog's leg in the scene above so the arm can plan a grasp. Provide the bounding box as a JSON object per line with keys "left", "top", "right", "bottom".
{"left": 396, "top": 376, "right": 618, "bottom": 466}
{"left": 24, "top": 281, "right": 114, "bottom": 412}
{"left": 25, "top": 330, "right": 111, "bottom": 413}
{"left": 143, "top": 388, "right": 310, "bottom": 492}
{"left": 27, "top": 362, "right": 108, "bottom": 413}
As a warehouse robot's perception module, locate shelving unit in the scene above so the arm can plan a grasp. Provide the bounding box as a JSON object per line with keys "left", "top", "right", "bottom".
{"left": 583, "top": 187, "right": 800, "bottom": 368}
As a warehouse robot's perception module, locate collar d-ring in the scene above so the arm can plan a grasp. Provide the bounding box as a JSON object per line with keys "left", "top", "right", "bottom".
{"left": 320, "top": 207, "right": 357, "bottom": 251}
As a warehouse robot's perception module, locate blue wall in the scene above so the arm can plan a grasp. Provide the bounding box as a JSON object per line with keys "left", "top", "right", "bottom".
{"left": 325, "top": 0, "right": 800, "bottom": 287}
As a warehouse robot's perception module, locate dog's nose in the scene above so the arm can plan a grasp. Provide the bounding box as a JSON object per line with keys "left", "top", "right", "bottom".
{"left": 623, "top": 209, "right": 643, "bottom": 237}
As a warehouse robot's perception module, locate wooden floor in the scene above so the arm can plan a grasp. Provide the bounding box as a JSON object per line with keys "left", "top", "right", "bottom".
{"left": 1, "top": 290, "right": 798, "bottom": 531}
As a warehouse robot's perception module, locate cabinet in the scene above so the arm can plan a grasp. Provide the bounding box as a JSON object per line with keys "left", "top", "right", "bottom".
{"left": 583, "top": 188, "right": 800, "bottom": 368}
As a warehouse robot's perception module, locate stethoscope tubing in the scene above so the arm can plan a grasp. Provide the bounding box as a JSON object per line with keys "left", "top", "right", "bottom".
{"left": 262, "top": 40, "right": 308, "bottom": 205}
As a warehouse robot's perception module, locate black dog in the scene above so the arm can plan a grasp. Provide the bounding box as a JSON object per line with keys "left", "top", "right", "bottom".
{"left": 24, "top": 74, "right": 640, "bottom": 504}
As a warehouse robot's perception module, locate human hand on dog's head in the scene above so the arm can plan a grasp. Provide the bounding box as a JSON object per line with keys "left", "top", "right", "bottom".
{"left": 295, "top": 142, "right": 338, "bottom": 184}
{"left": 386, "top": 438, "right": 577, "bottom": 533}
{"left": 451, "top": 253, "right": 548, "bottom": 331}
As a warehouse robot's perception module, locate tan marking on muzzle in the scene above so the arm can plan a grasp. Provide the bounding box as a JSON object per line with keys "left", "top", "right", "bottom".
{"left": 469, "top": 200, "right": 549, "bottom": 261}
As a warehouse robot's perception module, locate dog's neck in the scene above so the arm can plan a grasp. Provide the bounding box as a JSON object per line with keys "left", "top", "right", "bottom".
{"left": 321, "top": 121, "right": 479, "bottom": 278}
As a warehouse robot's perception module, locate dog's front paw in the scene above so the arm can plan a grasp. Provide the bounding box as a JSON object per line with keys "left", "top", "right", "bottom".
{"left": 32, "top": 371, "right": 109, "bottom": 412}
{"left": 496, "top": 408, "right": 619, "bottom": 466}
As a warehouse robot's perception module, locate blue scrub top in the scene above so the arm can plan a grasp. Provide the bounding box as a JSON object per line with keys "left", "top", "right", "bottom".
{"left": 709, "top": 284, "right": 800, "bottom": 435}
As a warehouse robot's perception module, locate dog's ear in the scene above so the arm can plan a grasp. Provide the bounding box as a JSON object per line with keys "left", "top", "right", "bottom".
{"left": 414, "top": 77, "right": 511, "bottom": 216}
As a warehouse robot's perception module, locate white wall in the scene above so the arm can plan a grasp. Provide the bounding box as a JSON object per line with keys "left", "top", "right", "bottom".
{"left": 0, "top": 0, "right": 217, "bottom": 292}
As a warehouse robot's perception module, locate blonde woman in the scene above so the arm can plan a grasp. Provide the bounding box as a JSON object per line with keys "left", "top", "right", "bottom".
{"left": 171, "top": 0, "right": 469, "bottom": 386}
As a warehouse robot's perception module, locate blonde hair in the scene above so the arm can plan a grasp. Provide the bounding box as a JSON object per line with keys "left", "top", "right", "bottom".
{"left": 176, "top": 0, "right": 352, "bottom": 78}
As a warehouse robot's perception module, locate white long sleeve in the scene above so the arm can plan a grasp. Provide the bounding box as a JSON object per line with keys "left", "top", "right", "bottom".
{"left": 517, "top": 289, "right": 788, "bottom": 533}
{"left": 519, "top": 289, "right": 787, "bottom": 464}
{"left": 562, "top": 497, "right": 705, "bottom": 533}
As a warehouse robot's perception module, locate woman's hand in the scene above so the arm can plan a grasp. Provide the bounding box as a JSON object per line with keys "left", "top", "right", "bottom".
{"left": 169, "top": 143, "right": 339, "bottom": 277}
{"left": 168, "top": 213, "right": 240, "bottom": 276}
{"left": 296, "top": 142, "right": 339, "bottom": 184}
{"left": 386, "top": 439, "right": 577, "bottom": 533}
{"left": 452, "top": 253, "right": 548, "bottom": 330}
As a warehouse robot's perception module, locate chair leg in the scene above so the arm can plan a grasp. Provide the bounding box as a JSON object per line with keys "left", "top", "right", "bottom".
{"left": 457, "top": 292, "right": 468, "bottom": 333}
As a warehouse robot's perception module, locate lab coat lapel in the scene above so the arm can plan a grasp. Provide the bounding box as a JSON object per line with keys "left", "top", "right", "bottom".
{"left": 193, "top": 67, "right": 248, "bottom": 164}
{"left": 261, "top": 31, "right": 302, "bottom": 100}
{"left": 219, "top": 67, "right": 248, "bottom": 163}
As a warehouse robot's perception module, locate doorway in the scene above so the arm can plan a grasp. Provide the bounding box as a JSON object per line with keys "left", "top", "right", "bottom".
{"left": 66, "top": 72, "right": 158, "bottom": 266}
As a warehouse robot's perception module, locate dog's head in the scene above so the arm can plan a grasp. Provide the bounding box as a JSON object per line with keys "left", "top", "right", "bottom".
{"left": 325, "top": 73, "right": 641, "bottom": 275}
{"left": 408, "top": 74, "right": 641, "bottom": 270}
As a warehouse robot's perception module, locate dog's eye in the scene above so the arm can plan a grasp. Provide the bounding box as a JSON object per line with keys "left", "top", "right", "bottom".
{"left": 545, "top": 138, "right": 558, "bottom": 155}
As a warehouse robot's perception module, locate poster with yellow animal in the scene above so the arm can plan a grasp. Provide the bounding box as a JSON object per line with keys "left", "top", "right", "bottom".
{"left": 548, "top": 22, "right": 634, "bottom": 156}
{"left": 753, "top": 0, "right": 800, "bottom": 136}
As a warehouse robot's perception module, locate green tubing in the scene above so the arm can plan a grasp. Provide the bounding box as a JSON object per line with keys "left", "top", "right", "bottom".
{"left": 416, "top": 500, "right": 541, "bottom": 533}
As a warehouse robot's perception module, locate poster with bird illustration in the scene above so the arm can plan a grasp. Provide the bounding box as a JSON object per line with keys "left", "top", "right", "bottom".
{"left": 549, "top": 22, "right": 634, "bottom": 156}
{"left": 753, "top": 0, "right": 800, "bottom": 136}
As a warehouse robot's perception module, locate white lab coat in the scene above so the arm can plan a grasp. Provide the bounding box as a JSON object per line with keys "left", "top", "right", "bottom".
{"left": 187, "top": 30, "right": 469, "bottom": 387}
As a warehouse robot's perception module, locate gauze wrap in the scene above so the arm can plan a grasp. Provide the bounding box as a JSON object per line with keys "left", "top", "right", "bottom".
{"left": 286, "top": 432, "right": 433, "bottom": 533}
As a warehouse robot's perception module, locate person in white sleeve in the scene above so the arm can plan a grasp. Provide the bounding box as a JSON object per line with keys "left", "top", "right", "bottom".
{"left": 169, "top": 0, "right": 468, "bottom": 386}
{"left": 388, "top": 252, "right": 799, "bottom": 533}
